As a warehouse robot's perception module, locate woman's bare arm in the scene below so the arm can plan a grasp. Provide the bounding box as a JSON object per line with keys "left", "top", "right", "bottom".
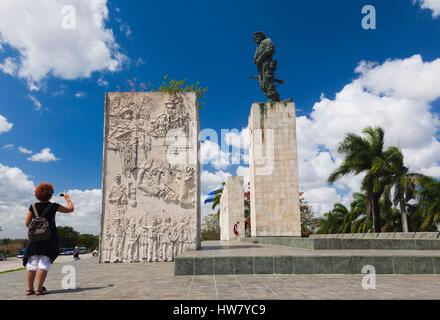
{"left": 25, "top": 210, "right": 33, "bottom": 227}
{"left": 58, "top": 194, "right": 74, "bottom": 214}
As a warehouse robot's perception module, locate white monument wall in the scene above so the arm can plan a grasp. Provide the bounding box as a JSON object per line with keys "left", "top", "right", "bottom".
{"left": 99, "top": 92, "right": 200, "bottom": 263}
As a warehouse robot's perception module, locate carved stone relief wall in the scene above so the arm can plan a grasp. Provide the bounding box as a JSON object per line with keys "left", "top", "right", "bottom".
{"left": 100, "top": 92, "right": 200, "bottom": 263}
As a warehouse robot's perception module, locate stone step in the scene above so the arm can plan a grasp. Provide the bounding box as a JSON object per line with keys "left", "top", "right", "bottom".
{"left": 309, "top": 232, "right": 439, "bottom": 240}
{"left": 242, "top": 237, "right": 440, "bottom": 250}
{"left": 174, "top": 254, "right": 440, "bottom": 275}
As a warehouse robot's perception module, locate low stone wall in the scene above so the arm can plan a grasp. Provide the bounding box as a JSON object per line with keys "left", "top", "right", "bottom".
{"left": 242, "top": 234, "right": 440, "bottom": 250}
{"left": 309, "top": 232, "right": 439, "bottom": 240}
{"left": 312, "top": 238, "right": 440, "bottom": 250}
{"left": 175, "top": 255, "right": 440, "bottom": 275}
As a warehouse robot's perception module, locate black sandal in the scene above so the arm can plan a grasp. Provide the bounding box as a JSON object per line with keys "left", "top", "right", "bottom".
{"left": 35, "top": 287, "right": 49, "bottom": 296}
{"left": 25, "top": 289, "right": 35, "bottom": 296}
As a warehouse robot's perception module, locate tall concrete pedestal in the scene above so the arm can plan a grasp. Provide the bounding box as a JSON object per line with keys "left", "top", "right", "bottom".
{"left": 220, "top": 176, "right": 245, "bottom": 241}
{"left": 249, "top": 101, "right": 301, "bottom": 237}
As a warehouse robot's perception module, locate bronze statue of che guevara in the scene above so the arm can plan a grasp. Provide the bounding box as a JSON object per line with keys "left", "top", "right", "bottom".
{"left": 253, "top": 31, "right": 284, "bottom": 102}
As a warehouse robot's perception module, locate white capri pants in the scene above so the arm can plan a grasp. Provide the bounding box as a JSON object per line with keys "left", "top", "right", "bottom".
{"left": 26, "top": 255, "right": 52, "bottom": 272}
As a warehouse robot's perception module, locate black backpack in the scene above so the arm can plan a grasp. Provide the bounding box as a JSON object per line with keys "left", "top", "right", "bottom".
{"left": 28, "top": 203, "right": 53, "bottom": 242}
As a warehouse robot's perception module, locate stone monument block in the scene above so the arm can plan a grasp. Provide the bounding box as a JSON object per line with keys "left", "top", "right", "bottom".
{"left": 249, "top": 101, "right": 301, "bottom": 237}
{"left": 99, "top": 92, "right": 200, "bottom": 263}
{"left": 220, "top": 176, "right": 245, "bottom": 241}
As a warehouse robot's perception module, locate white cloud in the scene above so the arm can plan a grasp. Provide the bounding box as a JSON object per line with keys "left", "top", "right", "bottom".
{"left": 0, "top": 114, "right": 13, "bottom": 133}
{"left": 28, "top": 95, "right": 42, "bottom": 111}
{"left": 236, "top": 166, "right": 250, "bottom": 190}
{"left": 0, "top": 0, "right": 127, "bottom": 89}
{"left": 201, "top": 170, "right": 231, "bottom": 195}
{"left": 415, "top": 0, "right": 440, "bottom": 17}
{"left": 0, "top": 162, "right": 102, "bottom": 238}
{"left": 74, "top": 92, "right": 86, "bottom": 98}
{"left": 200, "top": 170, "right": 231, "bottom": 218}
{"left": 200, "top": 140, "right": 231, "bottom": 170}
{"left": 225, "top": 127, "right": 250, "bottom": 150}
{"left": 2, "top": 144, "right": 14, "bottom": 150}
{"left": 297, "top": 54, "right": 440, "bottom": 216}
{"left": 301, "top": 187, "right": 343, "bottom": 216}
{"left": 54, "top": 189, "right": 102, "bottom": 235}
{"left": 0, "top": 57, "right": 18, "bottom": 76}
{"left": 119, "top": 23, "right": 132, "bottom": 39}
{"left": 355, "top": 55, "right": 440, "bottom": 103}
{"left": 28, "top": 148, "right": 60, "bottom": 163}
{"left": 18, "top": 146, "right": 33, "bottom": 154}
{"left": 0, "top": 163, "right": 35, "bottom": 238}
{"left": 420, "top": 165, "right": 440, "bottom": 178}
{"left": 97, "top": 76, "right": 109, "bottom": 87}
{"left": 200, "top": 128, "right": 250, "bottom": 170}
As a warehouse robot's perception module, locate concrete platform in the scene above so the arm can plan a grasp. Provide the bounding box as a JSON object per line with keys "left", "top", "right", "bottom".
{"left": 174, "top": 241, "right": 440, "bottom": 275}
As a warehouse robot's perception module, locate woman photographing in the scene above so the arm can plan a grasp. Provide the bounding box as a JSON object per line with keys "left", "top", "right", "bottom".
{"left": 24, "top": 183, "right": 74, "bottom": 296}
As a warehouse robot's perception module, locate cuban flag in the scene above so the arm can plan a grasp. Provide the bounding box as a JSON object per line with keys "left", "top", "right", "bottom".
{"left": 203, "top": 186, "right": 223, "bottom": 204}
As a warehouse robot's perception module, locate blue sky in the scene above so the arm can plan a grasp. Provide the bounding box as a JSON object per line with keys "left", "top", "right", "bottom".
{"left": 1, "top": 0, "right": 440, "bottom": 237}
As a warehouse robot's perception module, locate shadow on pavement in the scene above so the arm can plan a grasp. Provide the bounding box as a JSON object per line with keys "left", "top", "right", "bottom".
{"left": 47, "top": 284, "right": 114, "bottom": 295}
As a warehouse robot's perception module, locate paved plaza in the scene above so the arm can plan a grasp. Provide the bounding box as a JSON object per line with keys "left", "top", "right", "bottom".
{"left": 1, "top": 248, "right": 440, "bottom": 300}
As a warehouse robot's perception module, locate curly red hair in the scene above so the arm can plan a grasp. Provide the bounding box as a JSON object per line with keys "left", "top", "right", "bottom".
{"left": 35, "top": 182, "right": 54, "bottom": 202}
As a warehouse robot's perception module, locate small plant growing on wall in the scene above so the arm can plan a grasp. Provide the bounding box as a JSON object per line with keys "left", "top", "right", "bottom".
{"left": 158, "top": 75, "right": 208, "bottom": 109}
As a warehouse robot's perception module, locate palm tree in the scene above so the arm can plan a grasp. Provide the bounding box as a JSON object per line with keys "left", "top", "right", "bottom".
{"left": 417, "top": 177, "right": 440, "bottom": 231}
{"left": 332, "top": 203, "right": 351, "bottom": 233}
{"left": 211, "top": 187, "right": 224, "bottom": 218}
{"left": 382, "top": 147, "right": 425, "bottom": 232}
{"left": 342, "top": 192, "right": 371, "bottom": 233}
{"left": 317, "top": 203, "right": 348, "bottom": 234}
{"left": 329, "top": 126, "right": 396, "bottom": 233}
{"left": 381, "top": 204, "right": 402, "bottom": 232}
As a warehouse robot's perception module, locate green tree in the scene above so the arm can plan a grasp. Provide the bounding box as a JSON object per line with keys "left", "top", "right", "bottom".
{"left": 244, "top": 190, "right": 250, "bottom": 219}
{"left": 316, "top": 192, "right": 371, "bottom": 234}
{"left": 201, "top": 213, "right": 220, "bottom": 241}
{"left": 417, "top": 177, "right": 440, "bottom": 231}
{"left": 211, "top": 192, "right": 222, "bottom": 217}
{"left": 78, "top": 234, "right": 99, "bottom": 250}
{"left": 317, "top": 204, "right": 347, "bottom": 234}
{"left": 57, "top": 226, "right": 80, "bottom": 248}
{"left": 299, "top": 192, "right": 318, "bottom": 237}
{"left": 381, "top": 147, "right": 425, "bottom": 232}
{"left": 1, "top": 238, "right": 11, "bottom": 246}
{"left": 328, "top": 126, "right": 397, "bottom": 233}
{"left": 348, "top": 192, "right": 370, "bottom": 233}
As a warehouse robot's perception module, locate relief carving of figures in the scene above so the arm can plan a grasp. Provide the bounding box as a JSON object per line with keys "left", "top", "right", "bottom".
{"left": 177, "top": 167, "right": 195, "bottom": 206}
{"left": 102, "top": 224, "right": 114, "bottom": 263}
{"left": 125, "top": 222, "right": 140, "bottom": 263}
{"left": 148, "top": 95, "right": 190, "bottom": 138}
{"left": 145, "top": 218, "right": 159, "bottom": 262}
{"left": 113, "top": 219, "right": 125, "bottom": 263}
{"left": 159, "top": 217, "right": 173, "bottom": 262}
{"left": 176, "top": 216, "right": 190, "bottom": 256}
{"left": 103, "top": 214, "right": 195, "bottom": 263}
{"left": 108, "top": 174, "right": 130, "bottom": 219}
{"left": 137, "top": 159, "right": 195, "bottom": 207}
{"left": 139, "top": 217, "right": 149, "bottom": 262}
{"left": 102, "top": 93, "right": 198, "bottom": 264}
{"left": 108, "top": 96, "right": 152, "bottom": 178}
